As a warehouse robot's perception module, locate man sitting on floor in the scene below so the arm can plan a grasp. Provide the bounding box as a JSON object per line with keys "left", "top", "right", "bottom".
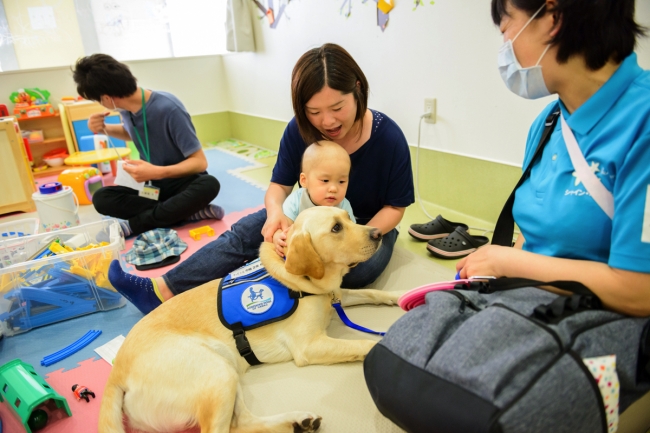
{"left": 72, "top": 54, "right": 223, "bottom": 237}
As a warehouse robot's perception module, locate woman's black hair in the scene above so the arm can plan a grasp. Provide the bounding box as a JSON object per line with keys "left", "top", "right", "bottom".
{"left": 72, "top": 54, "right": 138, "bottom": 101}
{"left": 491, "top": 0, "right": 647, "bottom": 70}
{"left": 291, "top": 44, "right": 369, "bottom": 145}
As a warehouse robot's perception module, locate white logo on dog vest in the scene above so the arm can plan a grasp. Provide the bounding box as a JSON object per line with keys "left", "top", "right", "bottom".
{"left": 241, "top": 284, "right": 274, "bottom": 314}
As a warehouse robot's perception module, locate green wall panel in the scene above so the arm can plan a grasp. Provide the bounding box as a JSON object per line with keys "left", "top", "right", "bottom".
{"left": 410, "top": 147, "right": 521, "bottom": 224}
{"left": 192, "top": 111, "right": 521, "bottom": 224}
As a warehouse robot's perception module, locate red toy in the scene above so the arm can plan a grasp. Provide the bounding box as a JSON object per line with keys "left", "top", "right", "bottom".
{"left": 71, "top": 384, "right": 95, "bottom": 402}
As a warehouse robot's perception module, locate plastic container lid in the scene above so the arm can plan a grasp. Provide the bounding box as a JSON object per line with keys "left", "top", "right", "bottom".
{"left": 38, "top": 182, "right": 63, "bottom": 194}
{"left": 42, "top": 148, "right": 68, "bottom": 159}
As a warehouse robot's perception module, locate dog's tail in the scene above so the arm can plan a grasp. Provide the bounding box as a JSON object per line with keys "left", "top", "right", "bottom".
{"left": 98, "top": 378, "right": 126, "bottom": 433}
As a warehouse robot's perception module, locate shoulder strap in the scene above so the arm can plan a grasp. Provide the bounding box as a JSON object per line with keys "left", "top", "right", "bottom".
{"left": 463, "top": 277, "right": 595, "bottom": 296}
{"left": 560, "top": 114, "right": 614, "bottom": 219}
{"left": 492, "top": 108, "right": 561, "bottom": 246}
{"left": 460, "top": 277, "right": 603, "bottom": 324}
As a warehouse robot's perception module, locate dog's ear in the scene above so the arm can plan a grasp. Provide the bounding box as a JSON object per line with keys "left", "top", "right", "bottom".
{"left": 285, "top": 232, "right": 325, "bottom": 279}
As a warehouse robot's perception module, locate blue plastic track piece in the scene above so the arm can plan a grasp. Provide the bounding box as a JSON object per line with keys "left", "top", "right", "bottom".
{"left": 40, "top": 330, "right": 102, "bottom": 367}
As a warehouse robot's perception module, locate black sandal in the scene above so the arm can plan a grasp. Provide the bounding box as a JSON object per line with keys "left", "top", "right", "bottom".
{"left": 426, "top": 226, "right": 488, "bottom": 259}
{"left": 408, "top": 215, "right": 469, "bottom": 241}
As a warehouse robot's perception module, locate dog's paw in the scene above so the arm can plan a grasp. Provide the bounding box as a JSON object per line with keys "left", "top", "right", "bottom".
{"left": 384, "top": 291, "right": 406, "bottom": 305}
{"left": 292, "top": 415, "right": 322, "bottom": 432}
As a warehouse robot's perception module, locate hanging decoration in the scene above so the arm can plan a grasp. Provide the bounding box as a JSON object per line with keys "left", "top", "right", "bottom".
{"left": 252, "top": 0, "right": 288, "bottom": 29}
{"left": 354, "top": 0, "right": 392, "bottom": 32}
{"left": 252, "top": 0, "right": 434, "bottom": 32}
{"left": 413, "top": 0, "right": 435, "bottom": 11}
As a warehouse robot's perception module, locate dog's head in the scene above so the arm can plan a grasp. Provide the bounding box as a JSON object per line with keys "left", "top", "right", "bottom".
{"left": 284, "top": 207, "right": 382, "bottom": 280}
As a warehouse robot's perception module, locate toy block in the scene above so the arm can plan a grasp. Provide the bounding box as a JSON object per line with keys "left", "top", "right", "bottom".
{"left": 189, "top": 226, "right": 215, "bottom": 241}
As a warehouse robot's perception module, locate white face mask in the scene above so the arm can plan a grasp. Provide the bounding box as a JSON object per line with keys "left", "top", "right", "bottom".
{"left": 498, "top": 4, "right": 551, "bottom": 100}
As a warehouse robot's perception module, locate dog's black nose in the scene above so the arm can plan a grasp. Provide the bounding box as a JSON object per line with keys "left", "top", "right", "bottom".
{"left": 370, "top": 229, "right": 382, "bottom": 241}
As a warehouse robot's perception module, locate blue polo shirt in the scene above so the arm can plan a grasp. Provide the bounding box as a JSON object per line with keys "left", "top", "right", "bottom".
{"left": 513, "top": 53, "right": 650, "bottom": 273}
{"left": 271, "top": 110, "right": 415, "bottom": 225}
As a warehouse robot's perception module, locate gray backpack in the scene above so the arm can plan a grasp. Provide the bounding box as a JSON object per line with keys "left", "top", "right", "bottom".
{"left": 364, "top": 109, "right": 650, "bottom": 432}
{"left": 364, "top": 280, "right": 650, "bottom": 433}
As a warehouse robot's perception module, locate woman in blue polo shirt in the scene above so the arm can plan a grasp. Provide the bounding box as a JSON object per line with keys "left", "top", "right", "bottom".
{"left": 109, "top": 43, "right": 415, "bottom": 314}
{"left": 457, "top": 0, "right": 650, "bottom": 316}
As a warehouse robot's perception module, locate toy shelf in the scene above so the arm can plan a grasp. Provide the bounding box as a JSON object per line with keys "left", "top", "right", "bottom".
{"left": 15, "top": 114, "right": 74, "bottom": 179}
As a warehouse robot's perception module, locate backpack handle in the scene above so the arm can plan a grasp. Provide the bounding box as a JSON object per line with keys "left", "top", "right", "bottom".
{"left": 461, "top": 277, "right": 602, "bottom": 324}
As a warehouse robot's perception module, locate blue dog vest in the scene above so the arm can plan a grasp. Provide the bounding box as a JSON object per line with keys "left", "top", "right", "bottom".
{"left": 218, "top": 259, "right": 300, "bottom": 331}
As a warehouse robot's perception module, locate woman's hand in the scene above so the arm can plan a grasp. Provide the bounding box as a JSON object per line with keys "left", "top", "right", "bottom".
{"left": 262, "top": 210, "right": 292, "bottom": 243}
{"left": 122, "top": 160, "right": 162, "bottom": 183}
{"left": 456, "top": 245, "right": 514, "bottom": 279}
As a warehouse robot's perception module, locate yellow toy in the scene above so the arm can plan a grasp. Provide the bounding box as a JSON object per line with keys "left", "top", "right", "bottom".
{"left": 189, "top": 226, "right": 215, "bottom": 241}
{"left": 57, "top": 167, "right": 104, "bottom": 205}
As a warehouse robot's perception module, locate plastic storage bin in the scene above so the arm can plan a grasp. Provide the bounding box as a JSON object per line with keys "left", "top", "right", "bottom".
{"left": 0, "top": 220, "right": 126, "bottom": 337}
{"left": 0, "top": 218, "right": 39, "bottom": 240}
{"left": 21, "top": 129, "right": 44, "bottom": 144}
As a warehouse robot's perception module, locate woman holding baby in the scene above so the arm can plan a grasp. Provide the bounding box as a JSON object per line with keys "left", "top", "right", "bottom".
{"left": 110, "top": 43, "right": 415, "bottom": 314}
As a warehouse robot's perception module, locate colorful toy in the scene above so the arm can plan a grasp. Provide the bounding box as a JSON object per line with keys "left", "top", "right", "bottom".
{"left": 57, "top": 167, "right": 104, "bottom": 206}
{"left": 22, "top": 138, "right": 33, "bottom": 163}
{"left": 71, "top": 384, "right": 95, "bottom": 403}
{"left": 10, "top": 88, "right": 50, "bottom": 105}
{"left": 27, "top": 409, "right": 47, "bottom": 431}
{"left": 9, "top": 88, "right": 56, "bottom": 120}
{"left": 189, "top": 225, "right": 215, "bottom": 241}
{"left": 0, "top": 359, "right": 72, "bottom": 433}
{"left": 41, "top": 330, "right": 102, "bottom": 367}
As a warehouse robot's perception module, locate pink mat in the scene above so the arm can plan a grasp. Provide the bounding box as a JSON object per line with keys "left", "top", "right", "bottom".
{"left": 123, "top": 205, "right": 264, "bottom": 278}
{"left": 0, "top": 357, "right": 200, "bottom": 433}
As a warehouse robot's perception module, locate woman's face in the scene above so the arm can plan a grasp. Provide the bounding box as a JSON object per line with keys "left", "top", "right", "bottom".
{"left": 499, "top": 1, "right": 551, "bottom": 69}
{"left": 305, "top": 86, "right": 358, "bottom": 142}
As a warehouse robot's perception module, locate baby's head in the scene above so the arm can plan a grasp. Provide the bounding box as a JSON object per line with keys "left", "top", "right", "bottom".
{"left": 299, "top": 141, "right": 351, "bottom": 207}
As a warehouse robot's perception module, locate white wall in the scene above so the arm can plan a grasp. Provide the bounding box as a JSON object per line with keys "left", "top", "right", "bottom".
{"left": 0, "top": 55, "right": 230, "bottom": 116}
{"left": 222, "top": 0, "right": 650, "bottom": 167}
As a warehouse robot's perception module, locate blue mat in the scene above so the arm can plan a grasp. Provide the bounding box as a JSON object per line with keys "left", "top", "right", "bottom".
{"left": 0, "top": 147, "right": 270, "bottom": 376}
{"left": 205, "top": 148, "right": 266, "bottom": 213}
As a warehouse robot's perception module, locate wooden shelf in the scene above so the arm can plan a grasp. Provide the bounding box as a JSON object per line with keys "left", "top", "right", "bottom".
{"left": 32, "top": 164, "right": 71, "bottom": 178}
{"left": 15, "top": 113, "right": 60, "bottom": 121}
{"left": 30, "top": 137, "right": 67, "bottom": 145}
{"left": 15, "top": 114, "right": 72, "bottom": 171}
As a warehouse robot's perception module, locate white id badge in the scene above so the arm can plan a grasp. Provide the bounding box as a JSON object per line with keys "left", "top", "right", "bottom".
{"left": 139, "top": 184, "right": 160, "bottom": 201}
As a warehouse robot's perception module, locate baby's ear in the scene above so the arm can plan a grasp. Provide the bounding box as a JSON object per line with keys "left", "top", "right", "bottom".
{"left": 299, "top": 173, "right": 308, "bottom": 188}
{"left": 285, "top": 232, "right": 324, "bottom": 280}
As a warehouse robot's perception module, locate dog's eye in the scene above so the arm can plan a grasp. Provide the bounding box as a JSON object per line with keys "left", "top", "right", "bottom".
{"left": 331, "top": 223, "right": 342, "bottom": 233}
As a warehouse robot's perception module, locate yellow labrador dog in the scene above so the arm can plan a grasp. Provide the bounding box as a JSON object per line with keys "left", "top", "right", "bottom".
{"left": 99, "top": 206, "right": 401, "bottom": 433}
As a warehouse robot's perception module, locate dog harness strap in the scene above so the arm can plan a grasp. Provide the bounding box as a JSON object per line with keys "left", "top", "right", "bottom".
{"left": 232, "top": 322, "right": 262, "bottom": 366}
{"left": 332, "top": 303, "right": 386, "bottom": 336}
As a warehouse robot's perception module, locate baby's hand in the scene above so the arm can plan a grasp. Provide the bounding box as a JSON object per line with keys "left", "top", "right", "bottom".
{"left": 273, "top": 229, "right": 287, "bottom": 257}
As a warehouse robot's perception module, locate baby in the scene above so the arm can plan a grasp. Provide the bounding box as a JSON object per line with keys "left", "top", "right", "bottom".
{"left": 273, "top": 140, "right": 355, "bottom": 256}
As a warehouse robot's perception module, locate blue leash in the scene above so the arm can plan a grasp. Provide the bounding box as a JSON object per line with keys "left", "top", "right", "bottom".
{"left": 332, "top": 303, "right": 386, "bottom": 336}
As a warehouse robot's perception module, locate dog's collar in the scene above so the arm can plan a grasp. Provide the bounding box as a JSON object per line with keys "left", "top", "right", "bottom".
{"left": 288, "top": 290, "right": 315, "bottom": 299}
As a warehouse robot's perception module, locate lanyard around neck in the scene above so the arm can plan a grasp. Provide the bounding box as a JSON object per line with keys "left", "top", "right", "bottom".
{"left": 129, "top": 88, "right": 150, "bottom": 162}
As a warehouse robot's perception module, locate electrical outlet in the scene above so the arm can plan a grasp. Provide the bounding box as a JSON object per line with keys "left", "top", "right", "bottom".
{"left": 424, "top": 98, "right": 437, "bottom": 124}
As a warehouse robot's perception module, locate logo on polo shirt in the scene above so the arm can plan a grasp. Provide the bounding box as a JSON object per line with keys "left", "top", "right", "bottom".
{"left": 565, "top": 159, "right": 615, "bottom": 197}
{"left": 241, "top": 284, "right": 274, "bottom": 314}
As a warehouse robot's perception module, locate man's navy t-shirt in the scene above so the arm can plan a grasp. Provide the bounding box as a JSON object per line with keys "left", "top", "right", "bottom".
{"left": 271, "top": 110, "right": 414, "bottom": 225}
{"left": 122, "top": 91, "right": 202, "bottom": 168}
